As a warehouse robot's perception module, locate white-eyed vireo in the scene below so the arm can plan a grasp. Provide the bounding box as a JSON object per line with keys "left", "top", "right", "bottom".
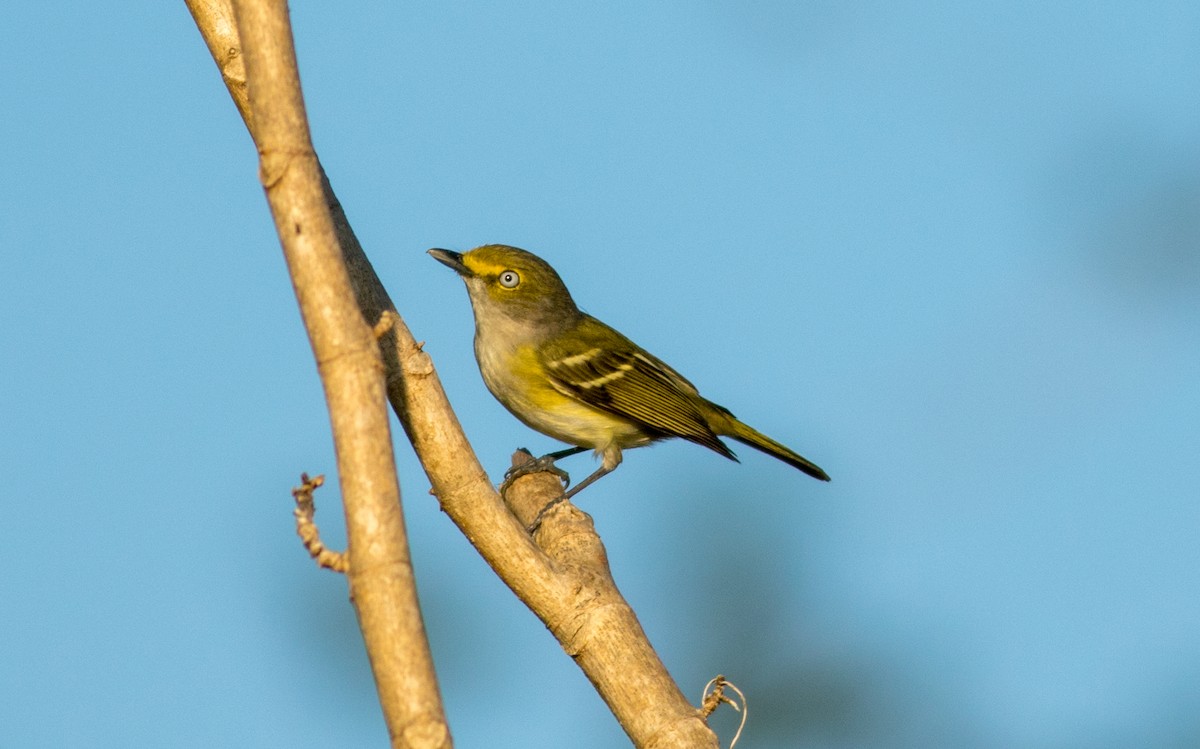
{"left": 429, "top": 244, "right": 830, "bottom": 501}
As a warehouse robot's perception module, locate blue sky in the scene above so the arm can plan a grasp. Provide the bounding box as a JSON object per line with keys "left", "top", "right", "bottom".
{"left": 3, "top": 2, "right": 1199, "bottom": 747}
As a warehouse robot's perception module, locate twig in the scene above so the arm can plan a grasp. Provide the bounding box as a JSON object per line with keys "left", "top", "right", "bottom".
{"left": 291, "top": 473, "right": 349, "bottom": 573}
{"left": 701, "top": 676, "right": 748, "bottom": 749}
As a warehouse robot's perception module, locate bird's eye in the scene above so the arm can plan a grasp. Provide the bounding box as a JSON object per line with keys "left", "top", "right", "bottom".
{"left": 498, "top": 270, "right": 520, "bottom": 288}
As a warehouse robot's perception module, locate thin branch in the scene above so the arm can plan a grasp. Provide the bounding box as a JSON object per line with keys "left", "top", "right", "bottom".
{"left": 185, "top": 3, "right": 718, "bottom": 746}
{"left": 292, "top": 473, "right": 349, "bottom": 573}
{"left": 217, "top": 0, "right": 449, "bottom": 746}
{"left": 700, "top": 676, "right": 748, "bottom": 749}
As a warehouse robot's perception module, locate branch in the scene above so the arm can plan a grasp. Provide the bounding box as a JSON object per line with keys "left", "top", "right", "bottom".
{"left": 292, "top": 473, "right": 349, "bottom": 573}
{"left": 206, "top": 0, "right": 449, "bottom": 746}
{"left": 502, "top": 453, "right": 717, "bottom": 747}
{"left": 186, "top": 3, "right": 718, "bottom": 745}
{"left": 700, "top": 676, "right": 747, "bottom": 748}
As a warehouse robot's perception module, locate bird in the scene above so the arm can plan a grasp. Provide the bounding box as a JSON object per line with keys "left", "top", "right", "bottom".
{"left": 429, "top": 244, "right": 829, "bottom": 509}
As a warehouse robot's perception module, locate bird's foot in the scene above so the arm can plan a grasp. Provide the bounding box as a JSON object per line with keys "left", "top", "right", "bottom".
{"left": 500, "top": 452, "right": 571, "bottom": 496}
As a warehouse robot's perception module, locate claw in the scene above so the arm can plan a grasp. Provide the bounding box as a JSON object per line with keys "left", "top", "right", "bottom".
{"left": 500, "top": 453, "right": 571, "bottom": 495}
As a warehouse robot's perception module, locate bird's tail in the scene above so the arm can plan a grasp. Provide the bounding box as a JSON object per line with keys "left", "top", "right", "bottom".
{"left": 712, "top": 408, "right": 830, "bottom": 482}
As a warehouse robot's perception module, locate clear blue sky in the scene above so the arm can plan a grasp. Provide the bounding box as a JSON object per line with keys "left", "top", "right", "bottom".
{"left": 3, "top": 2, "right": 1199, "bottom": 747}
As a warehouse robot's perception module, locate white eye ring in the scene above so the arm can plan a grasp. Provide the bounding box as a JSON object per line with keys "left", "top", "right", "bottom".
{"left": 498, "top": 270, "right": 520, "bottom": 288}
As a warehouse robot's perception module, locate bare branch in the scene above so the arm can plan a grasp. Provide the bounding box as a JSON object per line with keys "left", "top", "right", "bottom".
{"left": 502, "top": 454, "right": 717, "bottom": 748}
{"left": 207, "top": 0, "right": 450, "bottom": 746}
{"left": 186, "top": 0, "right": 250, "bottom": 123}
{"left": 292, "top": 473, "right": 349, "bottom": 573}
{"left": 700, "top": 676, "right": 748, "bottom": 749}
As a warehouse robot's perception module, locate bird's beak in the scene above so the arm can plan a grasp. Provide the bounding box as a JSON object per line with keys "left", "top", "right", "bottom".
{"left": 428, "top": 248, "right": 471, "bottom": 277}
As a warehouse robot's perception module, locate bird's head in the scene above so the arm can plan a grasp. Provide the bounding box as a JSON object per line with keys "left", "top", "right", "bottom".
{"left": 429, "top": 244, "right": 582, "bottom": 333}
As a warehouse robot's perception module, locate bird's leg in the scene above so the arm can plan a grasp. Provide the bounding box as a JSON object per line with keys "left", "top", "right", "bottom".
{"left": 527, "top": 446, "right": 623, "bottom": 532}
{"left": 545, "top": 445, "right": 591, "bottom": 466}
{"left": 562, "top": 462, "right": 613, "bottom": 500}
{"left": 500, "top": 445, "right": 588, "bottom": 495}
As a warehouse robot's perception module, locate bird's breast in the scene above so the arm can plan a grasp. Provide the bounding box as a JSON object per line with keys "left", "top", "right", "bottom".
{"left": 473, "top": 335, "right": 649, "bottom": 451}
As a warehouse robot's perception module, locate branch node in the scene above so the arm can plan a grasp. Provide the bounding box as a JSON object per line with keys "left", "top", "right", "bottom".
{"left": 400, "top": 337, "right": 435, "bottom": 377}
{"left": 258, "top": 146, "right": 316, "bottom": 189}
{"left": 701, "top": 675, "right": 748, "bottom": 748}
{"left": 292, "top": 472, "right": 349, "bottom": 573}
{"left": 372, "top": 309, "right": 399, "bottom": 340}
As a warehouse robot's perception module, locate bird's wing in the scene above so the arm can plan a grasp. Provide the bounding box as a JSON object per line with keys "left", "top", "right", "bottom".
{"left": 539, "top": 315, "right": 737, "bottom": 459}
